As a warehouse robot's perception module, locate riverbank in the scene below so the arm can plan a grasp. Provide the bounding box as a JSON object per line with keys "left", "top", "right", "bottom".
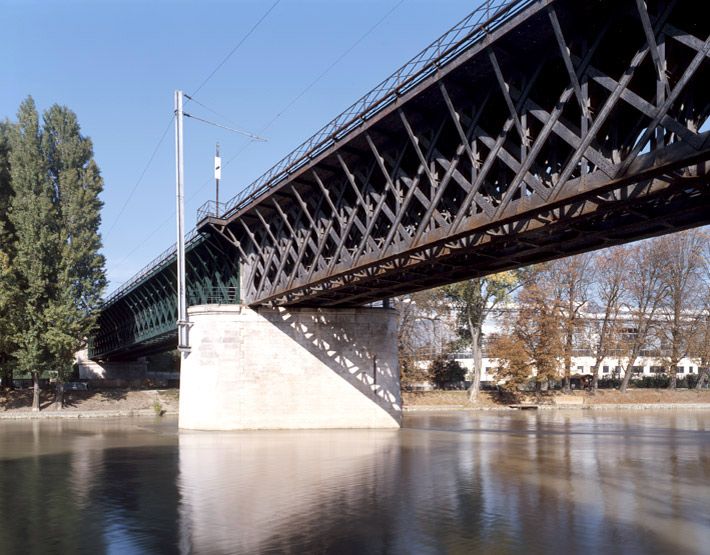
{"left": 402, "top": 388, "right": 710, "bottom": 411}
{"left": 2, "top": 387, "right": 709, "bottom": 419}
{"left": 0, "top": 388, "right": 179, "bottom": 419}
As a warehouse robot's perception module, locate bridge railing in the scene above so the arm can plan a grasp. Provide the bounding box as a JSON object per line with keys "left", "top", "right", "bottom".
{"left": 106, "top": 0, "right": 533, "bottom": 305}
{"left": 197, "top": 0, "right": 533, "bottom": 220}
{"left": 102, "top": 228, "right": 202, "bottom": 307}
{"left": 188, "top": 286, "right": 240, "bottom": 306}
{"left": 197, "top": 200, "right": 227, "bottom": 221}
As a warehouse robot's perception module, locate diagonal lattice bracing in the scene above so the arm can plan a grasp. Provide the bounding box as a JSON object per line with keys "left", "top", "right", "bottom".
{"left": 92, "top": 0, "right": 710, "bottom": 359}
{"left": 198, "top": 0, "right": 708, "bottom": 307}
{"left": 90, "top": 232, "right": 240, "bottom": 360}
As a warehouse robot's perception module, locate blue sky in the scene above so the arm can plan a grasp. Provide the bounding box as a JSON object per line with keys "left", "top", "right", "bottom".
{"left": 3, "top": 0, "right": 487, "bottom": 293}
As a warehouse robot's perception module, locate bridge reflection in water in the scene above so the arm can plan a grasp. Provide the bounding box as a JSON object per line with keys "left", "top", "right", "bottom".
{"left": 0, "top": 413, "right": 708, "bottom": 552}
{"left": 176, "top": 411, "right": 710, "bottom": 553}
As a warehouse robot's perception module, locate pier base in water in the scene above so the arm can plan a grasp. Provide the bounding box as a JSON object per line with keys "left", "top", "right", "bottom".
{"left": 179, "top": 305, "right": 401, "bottom": 430}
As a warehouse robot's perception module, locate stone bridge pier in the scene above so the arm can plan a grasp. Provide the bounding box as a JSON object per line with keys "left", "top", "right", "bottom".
{"left": 178, "top": 305, "right": 401, "bottom": 430}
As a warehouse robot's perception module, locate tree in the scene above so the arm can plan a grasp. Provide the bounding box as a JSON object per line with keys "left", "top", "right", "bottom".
{"left": 6, "top": 99, "right": 106, "bottom": 410}
{"left": 693, "top": 310, "right": 709, "bottom": 389}
{"left": 588, "top": 247, "right": 627, "bottom": 393}
{"left": 618, "top": 240, "right": 667, "bottom": 393}
{"left": 487, "top": 271, "right": 563, "bottom": 393}
{"left": 549, "top": 253, "right": 594, "bottom": 392}
{"left": 41, "top": 105, "right": 106, "bottom": 407}
{"left": 693, "top": 240, "right": 710, "bottom": 389}
{"left": 0, "top": 248, "right": 13, "bottom": 391}
{"left": 655, "top": 230, "right": 707, "bottom": 389}
{"left": 8, "top": 97, "right": 58, "bottom": 411}
{"left": 514, "top": 273, "right": 563, "bottom": 391}
{"left": 443, "top": 271, "right": 521, "bottom": 401}
{"left": 489, "top": 332, "right": 531, "bottom": 392}
{"left": 0, "top": 120, "right": 16, "bottom": 389}
{"left": 394, "top": 289, "right": 446, "bottom": 386}
{"left": 428, "top": 355, "right": 466, "bottom": 388}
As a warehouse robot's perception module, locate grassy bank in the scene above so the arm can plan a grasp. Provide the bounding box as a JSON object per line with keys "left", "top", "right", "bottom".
{"left": 402, "top": 388, "right": 710, "bottom": 409}
{"left": 0, "top": 388, "right": 179, "bottom": 415}
{"left": 3, "top": 387, "right": 708, "bottom": 418}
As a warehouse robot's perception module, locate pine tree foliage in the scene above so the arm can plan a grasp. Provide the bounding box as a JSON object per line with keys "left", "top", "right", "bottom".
{"left": 0, "top": 121, "right": 15, "bottom": 385}
{"left": 0, "top": 121, "right": 12, "bottom": 244}
{"left": 428, "top": 355, "right": 466, "bottom": 388}
{"left": 41, "top": 105, "right": 106, "bottom": 381}
{"left": 7, "top": 97, "right": 57, "bottom": 398}
{"left": 4, "top": 97, "right": 106, "bottom": 407}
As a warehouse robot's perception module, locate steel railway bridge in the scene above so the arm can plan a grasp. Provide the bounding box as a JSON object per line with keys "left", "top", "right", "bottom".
{"left": 91, "top": 0, "right": 710, "bottom": 361}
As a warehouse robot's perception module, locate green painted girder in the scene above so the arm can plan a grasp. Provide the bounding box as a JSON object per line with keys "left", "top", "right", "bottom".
{"left": 89, "top": 231, "right": 239, "bottom": 361}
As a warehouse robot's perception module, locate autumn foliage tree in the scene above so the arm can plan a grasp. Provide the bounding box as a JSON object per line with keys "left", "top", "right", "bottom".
{"left": 443, "top": 272, "right": 521, "bottom": 401}
{"left": 489, "top": 332, "right": 530, "bottom": 392}
{"left": 655, "top": 230, "right": 707, "bottom": 389}
{"left": 491, "top": 267, "right": 563, "bottom": 392}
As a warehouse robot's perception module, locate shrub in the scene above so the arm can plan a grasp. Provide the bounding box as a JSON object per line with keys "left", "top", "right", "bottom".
{"left": 597, "top": 377, "right": 622, "bottom": 389}
{"left": 429, "top": 355, "right": 466, "bottom": 389}
{"left": 634, "top": 375, "right": 670, "bottom": 388}
{"left": 400, "top": 358, "right": 429, "bottom": 387}
{"left": 152, "top": 400, "right": 165, "bottom": 416}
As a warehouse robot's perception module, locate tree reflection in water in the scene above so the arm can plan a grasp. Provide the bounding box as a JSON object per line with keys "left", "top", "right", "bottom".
{"left": 0, "top": 411, "right": 708, "bottom": 554}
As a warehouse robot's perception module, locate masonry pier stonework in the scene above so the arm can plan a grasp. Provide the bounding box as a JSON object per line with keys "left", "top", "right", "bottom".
{"left": 178, "top": 305, "right": 401, "bottom": 430}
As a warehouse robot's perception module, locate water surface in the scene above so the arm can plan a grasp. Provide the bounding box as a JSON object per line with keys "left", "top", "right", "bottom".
{"left": 0, "top": 410, "right": 708, "bottom": 554}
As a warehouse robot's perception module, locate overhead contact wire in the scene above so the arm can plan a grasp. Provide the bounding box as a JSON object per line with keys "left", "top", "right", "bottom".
{"left": 223, "top": 0, "right": 407, "bottom": 170}
{"left": 104, "top": 114, "right": 175, "bottom": 239}
{"left": 189, "top": 0, "right": 283, "bottom": 98}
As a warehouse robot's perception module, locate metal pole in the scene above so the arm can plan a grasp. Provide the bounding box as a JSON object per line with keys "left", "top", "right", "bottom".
{"left": 215, "top": 142, "right": 221, "bottom": 216}
{"left": 174, "top": 90, "right": 189, "bottom": 352}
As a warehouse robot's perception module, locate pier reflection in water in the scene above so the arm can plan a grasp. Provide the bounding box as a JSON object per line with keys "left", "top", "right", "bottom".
{"left": 0, "top": 411, "right": 708, "bottom": 554}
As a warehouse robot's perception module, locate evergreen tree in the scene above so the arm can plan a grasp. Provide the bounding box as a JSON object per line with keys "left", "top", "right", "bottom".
{"left": 0, "top": 121, "right": 12, "bottom": 238}
{"left": 0, "top": 121, "right": 16, "bottom": 389}
{"left": 41, "top": 105, "right": 106, "bottom": 407}
{"left": 3, "top": 98, "right": 106, "bottom": 409}
{"left": 8, "top": 97, "right": 58, "bottom": 411}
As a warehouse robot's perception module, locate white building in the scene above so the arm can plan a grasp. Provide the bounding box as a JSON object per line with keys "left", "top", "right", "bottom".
{"left": 410, "top": 304, "right": 706, "bottom": 385}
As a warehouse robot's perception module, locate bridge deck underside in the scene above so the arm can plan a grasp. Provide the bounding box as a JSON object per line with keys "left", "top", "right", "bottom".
{"left": 203, "top": 0, "right": 709, "bottom": 306}
{"left": 92, "top": 0, "right": 710, "bottom": 360}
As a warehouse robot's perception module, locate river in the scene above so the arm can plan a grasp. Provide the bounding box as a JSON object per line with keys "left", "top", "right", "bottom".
{"left": 0, "top": 410, "right": 708, "bottom": 554}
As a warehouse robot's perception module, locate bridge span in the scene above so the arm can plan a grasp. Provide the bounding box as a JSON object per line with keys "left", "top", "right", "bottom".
{"left": 90, "top": 0, "right": 709, "bottom": 429}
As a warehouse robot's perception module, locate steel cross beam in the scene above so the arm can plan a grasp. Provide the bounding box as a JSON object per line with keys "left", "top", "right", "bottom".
{"left": 90, "top": 232, "right": 240, "bottom": 360}
{"left": 196, "top": 0, "right": 708, "bottom": 308}
{"left": 92, "top": 0, "right": 710, "bottom": 359}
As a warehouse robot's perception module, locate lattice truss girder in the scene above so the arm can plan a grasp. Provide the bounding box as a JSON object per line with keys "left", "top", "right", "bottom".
{"left": 90, "top": 233, "right": 239, "bottom": 360}
{"left": 205, "top": 0, "right": 709, "bottom": 307}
